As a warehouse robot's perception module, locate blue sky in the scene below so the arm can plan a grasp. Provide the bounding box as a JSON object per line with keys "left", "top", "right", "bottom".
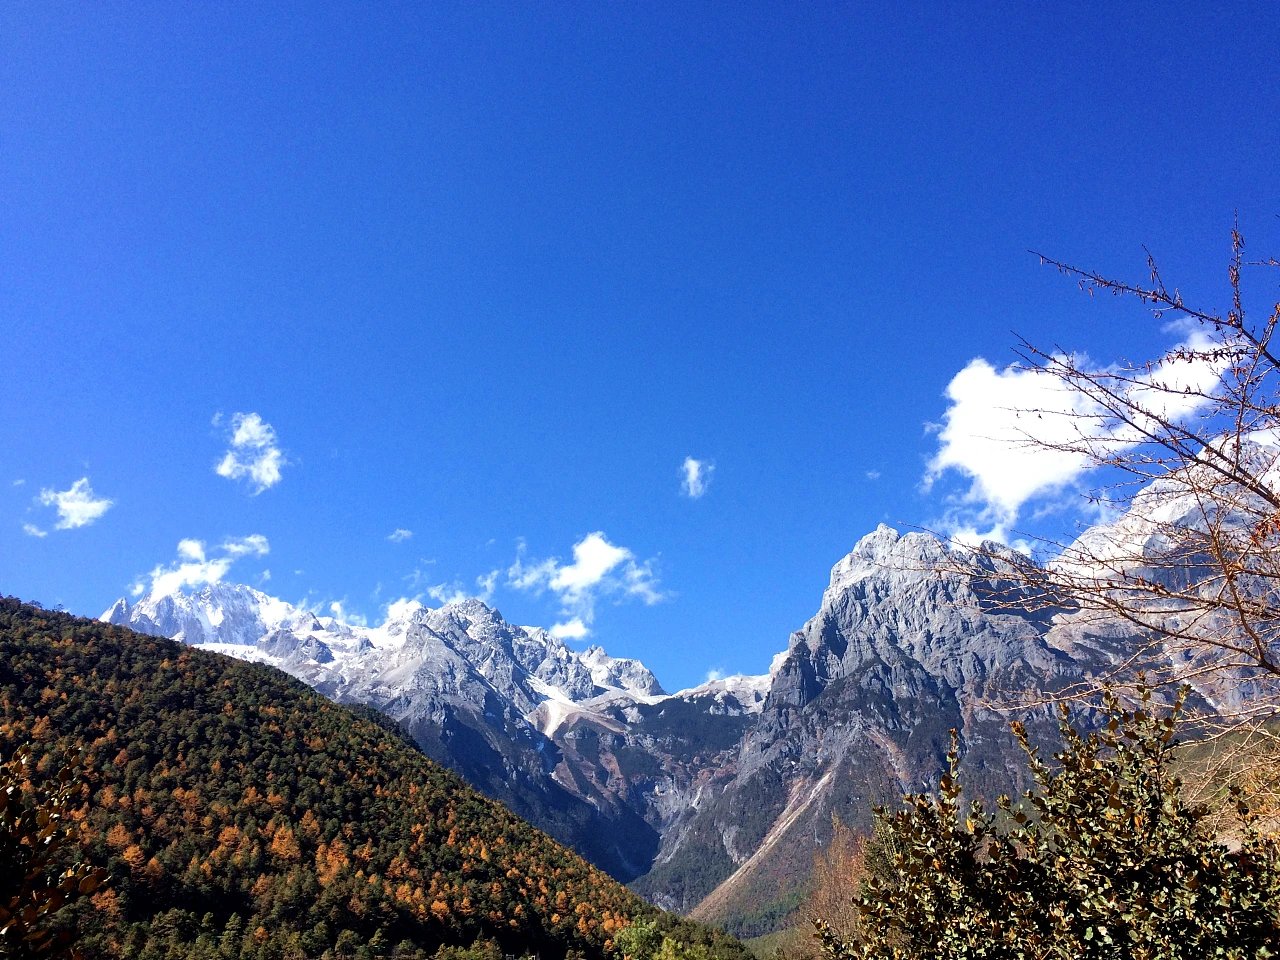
{"left": 4, "top": 2, "right": 1280, "bottom": 691}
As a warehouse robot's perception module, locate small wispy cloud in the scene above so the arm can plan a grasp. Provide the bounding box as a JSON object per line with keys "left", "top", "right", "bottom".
{"left": 222, "top": 534, "right": 270, "bottom": 557}
{"left": 402, "top": 562, "right": 438, "bottom": 592}
{"left": 550, "top": 619, "right": 588, "bottom": 640}
{"left": 385, "top": 597, "right": 424, "bottom": 621}
{"left": 388, "top": 528, "right": 413, "bottom": 543}
{"left": 215, "top": 412, "right": 286, "bottom": 494}
{"left": 12, "top": 479, "right": 24, "bottom": 487}
{"left": 424, "top": 568, "right": 498, "bottom": 607}
{"left": 705, "top": 668, "right": 725, "bottom": 683}
{"left": 23, "top": 523, "right": 47, "bottom": 538}
{"left": 426, "top": 582, "right": 469, "bottom": 605}
{"left": 38, "top": 478, "right": 113, "bottom": 530}
{"left": 508, "top": 531, "right": 664, "bottom": 638}
{"left": 865, "top": 470, "right": 881, "bottom": 481}
{"left": 681, "top": 457, "right": 714, "bottom": 499}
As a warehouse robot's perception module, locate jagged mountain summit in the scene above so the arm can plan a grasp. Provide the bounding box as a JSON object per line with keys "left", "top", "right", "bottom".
{"left": 104, "top": 584, "right": 663, "bottom": 703}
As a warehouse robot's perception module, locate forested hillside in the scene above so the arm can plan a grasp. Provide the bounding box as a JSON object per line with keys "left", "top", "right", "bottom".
{"left": 0, "top": 598, "right": 747, "bottom": 960}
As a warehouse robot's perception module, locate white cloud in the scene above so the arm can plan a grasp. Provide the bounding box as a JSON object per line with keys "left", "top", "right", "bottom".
{"left": 476, "top": 569, "right": 499, "bottom": 600}
{"left": 38, "top": 478, "right": 113, "bottom": 530}
{"left": 402, "top": 563, "right": 438, "bottom": 591}
{"left": 550, "top": 619, "right": 589, "bottom": 640}
{"left": 681, "top": 457, "right": 714, "bottom": 498}
{"left": 925, "top": 333, "right": 1225, "bottom": 542}
{"left": 420, "top": 568, "right": 500, "bottom": 608}
{"left": 143, "top": 534, "right": 269, "bottom": 599}
{"left": 150, "top": 556, "right": 234, "bottom": 600}
{"left": 222, "top": 534, "right": 270, "bottom": 557}
{"left": 507, "top": 531, "right": 664, "bottom": 637}
{"left": 215, "top": 412, "right": 286, "bottom": 494}
{"left": 551, "top": 534, "right": 632, "bottom": 601}
{"left": 23, "top": 524, "right": 47, "bottom": 538}
{"left": 705, "top": 668, "right": 725, "bottom": 683}
{"left": 388, "top": 528, "right": 413, "bottom": 543}
{"left": 865, "top": 470, "right": 881, "bottom": 481}
{"left": 130, "top": 582, "right": 146, "bottom": 598}
{"left": 1126, "top": 328, "right": 1225, "bottom": 429}
{"left": 508, "top": 555, "right": 559, "bottom": 592}
{"left": 924, "top": 358, "right": 1099, "bottom": 540}
{"left": 619, "top": 558, "right": 664, "bottom": 604}
{"left": 12, "top": 479, "right": 24, "bottom": 486}
{"left": 258, "top": 569, "right": 272, "bottom": 583}
{"left": 386, "top": 597, "right": 424, "bottom": 621}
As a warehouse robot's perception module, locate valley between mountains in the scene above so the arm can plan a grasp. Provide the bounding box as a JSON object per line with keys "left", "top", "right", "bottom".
{"left": 101, "top": 483, "right": 1243, "bottom": 938}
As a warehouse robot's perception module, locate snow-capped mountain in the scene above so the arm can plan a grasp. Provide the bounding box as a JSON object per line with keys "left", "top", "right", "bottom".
{"left": 102, "top": 583, "right": 296, "bottom": 647}
{"left": 103, "top": 471, "right": 1254, "bottom": 936}
{"left": 100, "top": 535, "right": 1088, "bottom": 926}
{"left": 104, "top": 585, "right": 664, "bottom": 707}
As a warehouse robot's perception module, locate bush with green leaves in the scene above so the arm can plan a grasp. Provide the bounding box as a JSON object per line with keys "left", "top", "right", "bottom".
{"left": 817, "top": 687, "right": 1280, "bottom": 959}
{"left": 612, "top": 919, "right": 718, "bottom": 960}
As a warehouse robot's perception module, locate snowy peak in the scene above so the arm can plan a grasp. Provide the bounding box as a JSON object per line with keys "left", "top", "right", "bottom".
{"left": 672, "top": 673, "right": 769, "bottom": 713}
{"left": 101, "top": 582, "right": 665, "bottom": 708}
{"left": 101, "top": 581, "right": 292, "bottom": 647}
{"left": 581, "top": 644, "right": 665, "bottom": 697}
{"left": 102, "top": 597, "right": 130, "bottom": 623}
{"left": 825, "top": 523, "right": 947, "bottom": 599}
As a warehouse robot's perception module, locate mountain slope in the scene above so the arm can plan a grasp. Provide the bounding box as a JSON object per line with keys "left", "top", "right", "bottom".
{"left": 0, "top": 598, "right": 748, "bottom": 960}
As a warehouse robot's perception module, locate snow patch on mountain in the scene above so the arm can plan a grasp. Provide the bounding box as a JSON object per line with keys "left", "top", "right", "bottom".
{"left": 672, "top": 673, "right": 770, "bottom": 713}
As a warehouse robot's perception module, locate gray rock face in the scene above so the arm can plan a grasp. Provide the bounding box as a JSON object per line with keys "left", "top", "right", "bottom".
{"left": 634, "top": 525, "right": 1109, "bottom": 932}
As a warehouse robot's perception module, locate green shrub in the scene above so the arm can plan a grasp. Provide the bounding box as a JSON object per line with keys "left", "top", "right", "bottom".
{"left": 818, "top": 687, "right": 1280, "bottom": 959}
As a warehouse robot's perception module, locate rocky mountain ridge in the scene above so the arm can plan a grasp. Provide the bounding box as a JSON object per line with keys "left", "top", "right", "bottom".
{"left": 103, "top": 473, "right": 1245, "bottom": 935}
